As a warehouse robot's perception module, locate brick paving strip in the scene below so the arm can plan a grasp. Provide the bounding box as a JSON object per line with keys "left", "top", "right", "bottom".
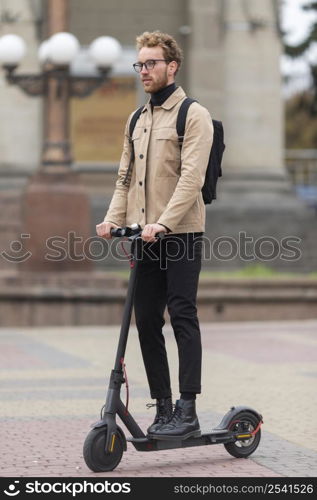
{"left": 0, "top": 416, "right": 280, "bottom": 478}
{"left": 0, "top": 320, "right": 316, "bottom": 477}
{"left": 1, "top": 414, "right": 316, "bottom": 477}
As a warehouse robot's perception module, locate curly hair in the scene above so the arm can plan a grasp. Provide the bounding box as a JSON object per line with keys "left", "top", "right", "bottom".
{"left": 136, "top": 31, "right": 183, "bottom": 73}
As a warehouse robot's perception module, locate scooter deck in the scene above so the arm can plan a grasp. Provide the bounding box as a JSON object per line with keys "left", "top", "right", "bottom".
{"left": 127, "top": 429, "right": 235, "bottom": 451}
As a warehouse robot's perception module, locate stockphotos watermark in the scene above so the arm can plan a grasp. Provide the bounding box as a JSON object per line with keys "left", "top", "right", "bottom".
{"left": 1, "top": 231, "right": 302, "bottom": 265}
{"left": 3, "top": 479, "right": 131, "bottom": 496}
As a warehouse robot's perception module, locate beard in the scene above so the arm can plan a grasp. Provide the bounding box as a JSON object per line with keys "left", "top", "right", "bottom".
{"left": 143, "top": 70, "right": 169, "bottom": 93}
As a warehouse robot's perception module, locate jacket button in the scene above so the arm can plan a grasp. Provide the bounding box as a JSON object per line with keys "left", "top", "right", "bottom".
{"left": 139, "top": 154, "right": 144, "bottom": 159}
{"left": 144, "top": 128, "right": 147, "bottom": 133}
{"left": 142, "top": 208, "right": 145, "bottom": 213}
{"left": 139, "top": 181, "right": 143, "bottom": 186}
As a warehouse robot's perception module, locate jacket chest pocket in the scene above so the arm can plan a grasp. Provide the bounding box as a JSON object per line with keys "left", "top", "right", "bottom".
{"left": 155, "top": 129, "right": 180, "bottom": 164}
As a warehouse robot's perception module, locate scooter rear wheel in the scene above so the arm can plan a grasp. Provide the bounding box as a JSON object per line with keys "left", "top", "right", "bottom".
{"left": 224, "top": 411, "right": 261, "bottom": 458}
{"left": 83, "top": 426, "right": 124, "bottom": 472}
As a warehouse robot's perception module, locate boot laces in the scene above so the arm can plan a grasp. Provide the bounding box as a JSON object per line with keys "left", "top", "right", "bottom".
{"left": 146, "top": 402, "right": 164, "bottom": 419}
{"left": 146, "top": 402, "right": 172, "bottom": 413}
{"left": 169, "top": 404, "right": 183, "bottom": 424}
{"left": 146, "top": 403, "right": 156, "bottom": 410}
{"left": 146, "top": 401, "right": 173, "bottom": 423}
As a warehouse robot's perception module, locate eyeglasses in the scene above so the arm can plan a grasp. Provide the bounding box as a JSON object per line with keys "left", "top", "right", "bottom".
{"left": 133, "top": 59, "right": 168, "bottom": 73}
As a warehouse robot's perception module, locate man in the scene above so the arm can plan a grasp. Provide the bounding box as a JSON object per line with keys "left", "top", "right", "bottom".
{"left": 96, "top": 31, "right": 213, "bottom": 440}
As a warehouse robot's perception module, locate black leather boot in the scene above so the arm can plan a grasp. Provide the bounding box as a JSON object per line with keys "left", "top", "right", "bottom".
{"left": 148, "top": 399, "right": 201, "bottom": 440}
{"left": 146, "top": 397, "right": 173, "bottom": 435}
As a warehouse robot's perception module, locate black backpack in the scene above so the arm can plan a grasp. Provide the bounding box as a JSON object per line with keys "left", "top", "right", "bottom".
{"left": 124, "top": 98, "right": 225, "bottom": 204}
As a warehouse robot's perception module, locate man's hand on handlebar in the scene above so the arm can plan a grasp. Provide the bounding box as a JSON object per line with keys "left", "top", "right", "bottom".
{"left": 96, "top": 221, "right": 119, "bottom": 240}
{"left": 141, "top": 223, "right": 167, "bottom": 242}
{"left": 96, "top": 222, "right": 167, "bottom": 241}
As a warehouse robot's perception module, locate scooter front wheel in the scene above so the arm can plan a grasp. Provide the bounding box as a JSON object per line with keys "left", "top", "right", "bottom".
{"left": 224, "top": 411, "right": 261, "bottom": 459}
{"left": 83, "top": 426, "right": 124, "bottom": 472}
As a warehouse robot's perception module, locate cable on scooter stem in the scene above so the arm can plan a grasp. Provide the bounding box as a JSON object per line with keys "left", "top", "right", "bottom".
{"left": 120, "top": 241, "right": 134, "bottom": 269}
{"left": 111, "top": 224, "right": 165, "bottom": 268}
{"left": 120, "top": 357, "right": 129, "bottom": 415}
{"left": 111, "top": 224, "right": 141, "bottom": 269}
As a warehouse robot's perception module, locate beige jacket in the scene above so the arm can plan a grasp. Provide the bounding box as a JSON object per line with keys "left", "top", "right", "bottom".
{"left": 104, "top": 86, "right": 213, "bottom": 233}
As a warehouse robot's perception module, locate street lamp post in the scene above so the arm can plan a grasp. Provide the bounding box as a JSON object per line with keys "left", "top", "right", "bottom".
{"left": 0, "top": 2, "right": 122, "bottom": 272}
{"left": 0, "top": 32, "right": 121, "bottom": 169}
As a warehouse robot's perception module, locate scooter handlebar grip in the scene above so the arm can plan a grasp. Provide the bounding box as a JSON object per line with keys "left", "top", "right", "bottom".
{"left": 110, "top": 227, "right": 125, "bottom": 237}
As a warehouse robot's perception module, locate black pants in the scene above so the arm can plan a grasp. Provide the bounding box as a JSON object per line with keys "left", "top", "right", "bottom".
{"left": 134, "top": 233, "right": 203, "bottom": 399}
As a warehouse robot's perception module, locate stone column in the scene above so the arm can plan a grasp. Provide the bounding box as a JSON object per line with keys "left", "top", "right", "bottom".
{"left": 187, "top": 0, "right": 225, "bottom": 118}
{"left": 222, "top": 0, "right": 283, "bottom": 173}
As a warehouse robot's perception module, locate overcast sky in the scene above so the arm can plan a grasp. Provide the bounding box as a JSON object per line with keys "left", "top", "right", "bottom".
{"left": 280, "top": 0, "right": 317, "bottom": 95}
{"left": 281, "top": 0, "right": 316, "bottom": 43}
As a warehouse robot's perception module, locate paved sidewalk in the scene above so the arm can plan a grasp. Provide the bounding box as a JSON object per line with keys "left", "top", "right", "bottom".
{"left": 0, "top": 319, "right": 316, "bottom": 477}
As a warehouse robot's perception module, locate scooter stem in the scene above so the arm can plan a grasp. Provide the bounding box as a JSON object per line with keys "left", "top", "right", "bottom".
{"left": 114, "top": 238, "right": 140, "bottom": 371}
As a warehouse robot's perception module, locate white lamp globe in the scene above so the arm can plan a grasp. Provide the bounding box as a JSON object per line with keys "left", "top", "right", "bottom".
{"left": 48, "top": 32, "right": 80, "bottom": 65}
{"left": 38, "top": 40, "right": 51, "bottom": 64}
{"left": 0, "top": 34, "right": 26, "bottom": 65}
{"left": 89, "top": 36, "right": 122, "bottom": 68}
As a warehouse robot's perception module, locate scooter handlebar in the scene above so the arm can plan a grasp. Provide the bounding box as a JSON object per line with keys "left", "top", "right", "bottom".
{"left": 110, "top": 225, "right": 165, "bottom": 239}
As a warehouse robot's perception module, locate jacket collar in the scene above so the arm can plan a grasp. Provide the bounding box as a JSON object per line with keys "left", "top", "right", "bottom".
{"left": 142, "top": 86, "right": 186, "bottom": 113}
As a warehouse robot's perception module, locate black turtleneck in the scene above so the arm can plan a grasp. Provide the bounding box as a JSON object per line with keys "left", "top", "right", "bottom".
{"left": 150, "top": 82, "right": 177, "bottom": 107}
{"left": 149, "top": 82, "right": 177, "bottom": 234}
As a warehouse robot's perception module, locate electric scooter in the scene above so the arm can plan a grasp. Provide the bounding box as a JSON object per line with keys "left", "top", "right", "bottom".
{"left": 83, "top": 224, "right": 263, "bottom": 472}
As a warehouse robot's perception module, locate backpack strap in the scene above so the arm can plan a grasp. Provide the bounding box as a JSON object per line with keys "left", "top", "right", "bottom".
{"left": 129, "top": 105, "right": 144, "bottom": 138}
{"left": 176, "top": 97, "right": 197, "bottom": 147}
{"left": 123, "top": 105, "right": 144, "bottom": 186}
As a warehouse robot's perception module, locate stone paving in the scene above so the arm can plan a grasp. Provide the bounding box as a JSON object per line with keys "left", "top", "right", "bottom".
{"left": 0, "top": 319, "right": 316, "bottom": 478}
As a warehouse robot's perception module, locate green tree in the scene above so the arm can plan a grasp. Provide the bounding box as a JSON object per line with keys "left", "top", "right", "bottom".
{"left": 285, "top": 91, "right": 317, "bottom": 147}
